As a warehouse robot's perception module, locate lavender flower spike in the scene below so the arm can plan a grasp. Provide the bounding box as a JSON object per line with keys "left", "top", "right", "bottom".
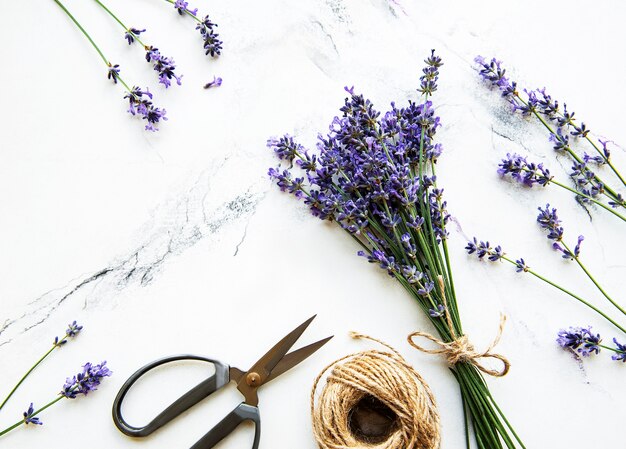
{"left": 498, "top": 153, "right": 553, "bottom": 187}
{"left": 124, "top": 86, "right": 168, "bottom": 132}
{"left": 556, "top": 326, "right": 601, "bottom": 357}
{"left": 145, "top": 47, "right": 182, "bottom": 88}
{"left": 23, "top": 403, "right": 42, "bottom": 425}
{"left": 196, "top": 15, "right": 223, "bottom": 57}
{"left": 60, "top": 361, "right": 112, "bottom": 398}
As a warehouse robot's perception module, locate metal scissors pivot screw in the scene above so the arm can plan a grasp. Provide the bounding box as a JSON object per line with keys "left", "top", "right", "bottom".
{"left": 112, "top": 315, "right": 332, "bottom": 449}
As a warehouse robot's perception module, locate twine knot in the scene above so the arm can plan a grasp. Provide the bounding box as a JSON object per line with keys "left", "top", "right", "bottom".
{"left": 407, "top": 276, "right": 510, "bottom": 377}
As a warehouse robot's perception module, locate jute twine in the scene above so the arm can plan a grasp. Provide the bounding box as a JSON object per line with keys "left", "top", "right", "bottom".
{"left": 310, "top": 333, "right": 441, "bottom": 449}
{"left": 408, "top": 276, "right": 510, "bottom": 377}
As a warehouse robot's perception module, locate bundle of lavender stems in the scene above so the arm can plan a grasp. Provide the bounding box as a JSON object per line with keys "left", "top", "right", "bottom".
{"left": 269, "top": 51, "right": 524, "bottom": 449}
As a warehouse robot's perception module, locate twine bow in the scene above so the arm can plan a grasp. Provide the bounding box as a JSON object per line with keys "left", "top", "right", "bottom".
{"left": 407, "top": 276, "right": 510, "bottom": 377}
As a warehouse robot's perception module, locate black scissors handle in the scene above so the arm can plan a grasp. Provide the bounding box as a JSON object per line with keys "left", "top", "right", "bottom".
{"left": 191, "top": 403, "right": 260, "bottom": 449}
{"left": 112, "top": 354, "right": 230, "bottom": 437}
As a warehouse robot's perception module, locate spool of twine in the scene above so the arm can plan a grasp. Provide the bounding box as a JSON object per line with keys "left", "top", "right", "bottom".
{"left": 310, "top": 333, "right": 441, "bottom": 449}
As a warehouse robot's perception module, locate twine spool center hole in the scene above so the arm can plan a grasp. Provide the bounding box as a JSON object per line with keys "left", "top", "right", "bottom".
{"left": 348, "top": 395, "right": 398, "bottom": 443}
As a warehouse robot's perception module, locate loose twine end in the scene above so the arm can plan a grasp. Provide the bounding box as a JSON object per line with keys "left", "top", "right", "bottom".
{"left": 408, "top": 275, "right": 511, "bottom": 377}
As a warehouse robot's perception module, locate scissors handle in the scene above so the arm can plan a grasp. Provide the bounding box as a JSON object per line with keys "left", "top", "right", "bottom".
{"left": 112, "top": 355, "right": 230, "bottom": 437}
{"left": 191, "top": 403, "right": 261, "bottom": 449}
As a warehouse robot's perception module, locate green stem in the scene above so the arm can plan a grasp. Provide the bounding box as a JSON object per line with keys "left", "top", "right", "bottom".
{"left": 503, "top": 256, "right": 626, "bottom": 334}
{"left": 560, "top": 241, "right": 626, "bottom": 316}
{"left": 0, "top": 346, "right": 56, "bottom": 411}
{"left": 53, "top": 0, "right": 109, "bottom": 66}
{"left": 0, "top": 395, "right": 64, "bottom": 437}
{"left": 92, "top": 0, "right": 147, "bottom": 47}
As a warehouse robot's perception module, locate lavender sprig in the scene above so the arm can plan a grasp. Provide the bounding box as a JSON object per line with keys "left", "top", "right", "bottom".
{"left": 161, "top": 0, "right": 223, "bottom": 58}
{"left": 466, "top": 238, "right": 626, "bottom": 335}
{"left": 475, "top": 56, "right": 625, "bottom": 207}
{"left": 557, "top": 326, "right": 626, "bottom": 362}
{"left": 498, "top": 153, "right": 626, "bottom": 223}
{"left": 0, "top": 362, "right": 111, "bottom": 437}
{"left": 53, "top": 0, "right": 167, "bottom": 131}
{"left": 536, "top": 204, "right": 625, "bottom": 316}
{"left": 93, "top": 0, "right": 183, "bottom": 88}
{"left": 0, "top": 321, "right": 83, "bottom": 411}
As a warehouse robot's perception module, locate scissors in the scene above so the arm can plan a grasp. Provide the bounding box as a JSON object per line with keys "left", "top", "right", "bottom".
{"left": 112, "top": 315, "right": 332, "bottom": 449}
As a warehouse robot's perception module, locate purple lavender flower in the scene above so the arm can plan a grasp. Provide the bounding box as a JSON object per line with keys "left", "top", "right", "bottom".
{"left": 612, "top": 338, "right": 626, "bottom": 362}
{"left": 498, "top": 153, "right": 553, "bottom": 187}
{"left": 536, "top": 204, "right": 564, "bottom": 242}
{"left": 124, "top": 86, "right": 167, "bottom": 132}
{"left": 174, "top": 0, "right": 197, "bottom": 16}
{"left": 204, "top": 76, "right": 222, "bottom": 89}
{"left": 267, "top": 135, "right": 304, "bottom": 165}
{"left": 417, "top": 49, "right": 442, "bottom": 95}
{"left": 514, "top": 258, "right": 528, "bottom": 272}
{"left": 429, "top": 304, "right": 445, "bottom": 318}
{"left": 557, "top": 326, "right": 601, "bottom": 357}
{"left": 570, "top": 161, "right": 603, "bottom": 201}
{"left": 196, "top": 15, "right": 222, "bottom": 57}
{"left": 23, "top": 403, "right": 42, "bottom": 425}
{"left": 268, "top": 52, "right": 452, "bottom": 292}
{"left": 145, "top": 47, "right": 182, "bottom": 88}
{"left": 465, "top": 237, "right": 504, "bottom": 262}
{"left": 107, "top": 63, "right": 121, "bottom": 84}
{"left": 124, "top": 27, "right": 145, "bottom": 45}
{"left": 60, "top": 361, "right": 112, "bottom": 398}
{"left": 417, "top": 281, "right": 435, "bottom": 296}
{"left": 65, "top": 320, "right": 83, "bottom": 337}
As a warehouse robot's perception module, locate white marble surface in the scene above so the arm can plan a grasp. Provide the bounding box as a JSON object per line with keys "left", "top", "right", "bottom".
{"left": 1, "top": 0, "right": 625, "bottom": 447}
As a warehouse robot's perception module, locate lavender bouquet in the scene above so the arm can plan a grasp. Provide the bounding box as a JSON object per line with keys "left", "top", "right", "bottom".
{"left": 269, "top": 52, "right": 524, "bottom": 449}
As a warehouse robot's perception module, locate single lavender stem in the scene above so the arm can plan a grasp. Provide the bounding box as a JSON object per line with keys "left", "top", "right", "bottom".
{"left": 550, "top": 178, "right": 626, "bottom": 222}
{"left": 502, "top": 256, "right": 626, "bottom": 334}
{"left": 0, "top": 395, "right": 64, "bottom": 437}
{"left": 0, "top": 346, "right": 56, "bottom": 411}
{"left": 92, "top": 0, "right": 146, "bottom": 47}
{"left": 560, "top": 241, "right": 626, "bottom": 316}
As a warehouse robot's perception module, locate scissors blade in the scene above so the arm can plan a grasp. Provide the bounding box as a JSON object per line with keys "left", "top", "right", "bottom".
{"left": 246, "top": 315, "right": 317, "bottom": 383}
{"left": 265, "top": 336, "right": 333, "bottom": 383}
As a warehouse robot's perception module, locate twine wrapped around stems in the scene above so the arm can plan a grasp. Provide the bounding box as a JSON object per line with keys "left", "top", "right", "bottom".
{"left": 408, "top": 276, "right": 510, "bottom": 377}
{"left": 310, "top": 333, "right": 441, "bottom": 449}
